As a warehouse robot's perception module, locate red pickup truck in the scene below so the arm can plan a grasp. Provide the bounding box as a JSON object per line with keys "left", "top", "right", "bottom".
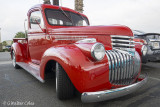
{"left": 11, "top": 4, "right": 147, "bottom": 103}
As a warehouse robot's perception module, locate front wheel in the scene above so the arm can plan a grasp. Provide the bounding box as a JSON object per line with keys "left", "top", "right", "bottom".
{"left": 12, "top": 51, "right": 20, "bottom": 69}
{"left": 56, "top": 62, "right": 75, "bottom": 100}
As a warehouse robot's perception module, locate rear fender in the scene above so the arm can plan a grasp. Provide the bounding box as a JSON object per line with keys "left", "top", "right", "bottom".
{"left": 11, "top": 43, "right": 27, "bottom": 62}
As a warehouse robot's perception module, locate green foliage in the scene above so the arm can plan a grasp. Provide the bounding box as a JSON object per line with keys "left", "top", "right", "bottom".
{"left": 14, "top": 32, "right": 25, "bottom": 38}
{"left": 2, "top": 41, "right": 7, "bottom": 46}
{"left": 11, "top": 41, "right": 13, "bottom": 44}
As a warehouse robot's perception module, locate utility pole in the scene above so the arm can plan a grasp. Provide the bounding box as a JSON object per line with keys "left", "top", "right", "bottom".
{"left": 0, "top": 28, "right": 1, "bottom": 43}
{"left": 75, "top": 0, "right": 84, "bottom": 13}
{"left": 43, "top": 0, "right": 51, "bottom": 4}
{"left": 53, "top": 0, "right": 59, "bottom": 6}
{"left": 43, "top": 0, "right": 59, "bottom": 6}
{"left": 0, "top": 28, "right": 2, "bottom": 51}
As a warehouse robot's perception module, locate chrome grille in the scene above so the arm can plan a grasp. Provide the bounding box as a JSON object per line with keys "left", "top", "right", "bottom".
{"left": 111, "top": 35, "right": 135, "bottom": 56}
{"left": 106, "top": 50, "right": 141, "bottom": 85}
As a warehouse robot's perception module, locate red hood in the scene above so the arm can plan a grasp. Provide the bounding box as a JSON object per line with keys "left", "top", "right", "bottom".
{"left": 48, "top": 25, "right": 133, "bottom": 36}
{"left": 47, "top": 25, "right": 133, "bottom": 49}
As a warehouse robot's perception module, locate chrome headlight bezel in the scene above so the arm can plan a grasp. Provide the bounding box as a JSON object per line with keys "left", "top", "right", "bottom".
{"left": 142, "top": 39, "right": 147, "bottom": 44}
{"left": 141, "top": 45, "right": 148, "bottom": 56}
{"left": 91, "top": 43, "right": 105, "bottom": 61}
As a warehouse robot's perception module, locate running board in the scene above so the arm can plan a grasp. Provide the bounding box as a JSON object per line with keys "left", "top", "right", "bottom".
{"left": 17, "top": 62, "right": 44, "bottom": 83}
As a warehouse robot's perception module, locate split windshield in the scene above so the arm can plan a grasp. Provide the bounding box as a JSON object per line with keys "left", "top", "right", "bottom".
{"left": 45, "top": 9, "right": 89, "bottom": 26}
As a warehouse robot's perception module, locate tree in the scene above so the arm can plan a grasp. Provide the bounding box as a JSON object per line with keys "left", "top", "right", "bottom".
{"left": 2, "top": 41, "right": 7, "bottom": 46}
{"left": 14, "top": 32, "right": 25, "bottom": 38}
{"left": 75, "top": 0, "right": 84, "bottom": 13}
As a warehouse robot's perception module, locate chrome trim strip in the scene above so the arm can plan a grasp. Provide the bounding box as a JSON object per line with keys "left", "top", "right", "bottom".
{"left": 111, "top": 43, "right": 135, "bottom": 47}
{"left": 111, "top": 39, "right": 135, "bottom": 43}
{"left": 110, "top": 51, "right": 118, "bottom": 83}
{"left": 149, "top": 39, "right": 160, "bottom": 42}
{"left": 106, "top": 52, "right": 112, "bottom": 81}
{"left": 76, "top": 38, "right": 97, "bottom": 43}
{"left": 129, "top": 56, "right": 133, "bottom": 78}
{"left": 117, "top": 52, "right": 124, "bottom": 82}
{"left": 122, "top": 53, "right": 127, "bottom": 84}
{"left": 111, "top": 35, "right": 134, "bottom": 39}
{"left": 107, "top": 51, "right": 115, "bottom": 83}
{"left": 81, "top": 77, "right": 147, "bottom": 103}
{"left": 126, "top": 54, "right": 129, "bottom": 82}
{"left": 114, "top": 52, "right": 121, "bottom": 84}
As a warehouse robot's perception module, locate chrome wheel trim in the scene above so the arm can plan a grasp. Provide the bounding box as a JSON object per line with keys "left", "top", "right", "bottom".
{"left": 12, "top": 52, "right": 16, "bottom": 67}
{"left": 56, "top": 74, "right": 58, "bottom": 92}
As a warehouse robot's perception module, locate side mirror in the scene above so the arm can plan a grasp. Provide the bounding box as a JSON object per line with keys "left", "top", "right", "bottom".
{"left": 30, "top": 16, "right": 41, "bottom": 24}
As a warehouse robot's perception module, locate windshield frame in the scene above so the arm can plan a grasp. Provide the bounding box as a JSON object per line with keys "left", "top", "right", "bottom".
{"left": 44, "top": 8, "right": 89, "bottom": 27}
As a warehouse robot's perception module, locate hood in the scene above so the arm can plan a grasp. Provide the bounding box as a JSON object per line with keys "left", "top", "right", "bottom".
{"left": 48, "top": 25, "right": 133, "bottom": 36}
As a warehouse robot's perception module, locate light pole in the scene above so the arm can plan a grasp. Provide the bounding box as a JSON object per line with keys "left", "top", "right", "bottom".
{"left": 0, "top": 28, "right": 2, "bottom": 52}
{"left": 43, "top": 0, "right": 59, "bottom": 6}
{"left": 43, "top": 0, "right": 51, "bottom": 4}
{"left": 0, "top": 28, "right": 1, "bottom": 43}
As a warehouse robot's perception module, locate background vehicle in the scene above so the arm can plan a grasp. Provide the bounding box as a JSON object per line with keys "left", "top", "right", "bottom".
{"left": 133, "top": 30, "right": 160, "bottom": 63}
{"left": 11, "top": 4, "right": 146, "bottom": 103}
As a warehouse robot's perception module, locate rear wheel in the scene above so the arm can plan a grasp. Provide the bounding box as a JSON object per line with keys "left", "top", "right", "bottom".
{"left": 12, "top": 51, "right": 20, "bottom": 69}
{"left": 56, "top": 62, "right": 75, "bottom": 100}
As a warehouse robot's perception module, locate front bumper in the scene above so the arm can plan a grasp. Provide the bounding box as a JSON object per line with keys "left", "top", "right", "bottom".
{"left": 81, "top": 77, "right": 147, "bottom": 103}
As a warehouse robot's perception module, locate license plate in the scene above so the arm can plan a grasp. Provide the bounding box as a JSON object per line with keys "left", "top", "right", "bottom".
{"left": 153, "top": 42, "right": 159, "bottom": 49}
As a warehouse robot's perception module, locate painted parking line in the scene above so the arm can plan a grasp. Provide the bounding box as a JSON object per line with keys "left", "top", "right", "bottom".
{"left": 0, "top": 61, "right": 12, "bottom": 65}
{"left": 149, "top": 77, "right": 160, "bottom": 81}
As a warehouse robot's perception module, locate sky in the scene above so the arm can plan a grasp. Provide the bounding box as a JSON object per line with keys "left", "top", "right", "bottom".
{"left": 0, "top": 0, "right": 160, "bottom": 41}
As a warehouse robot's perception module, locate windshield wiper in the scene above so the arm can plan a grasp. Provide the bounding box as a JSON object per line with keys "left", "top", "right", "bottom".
{"left": 59, "top": 7, "right": 73, "bottom": 25}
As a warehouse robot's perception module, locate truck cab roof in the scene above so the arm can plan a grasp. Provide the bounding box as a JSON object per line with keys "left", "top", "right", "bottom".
{"left": 27, "top": 4, "right": 87, "bottom": 18}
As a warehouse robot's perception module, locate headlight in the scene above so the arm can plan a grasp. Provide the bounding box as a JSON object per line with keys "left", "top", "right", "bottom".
{"left": 141, "top": 45, "right": 148, "bottom": 56}
{"left": 143, "top": 39, "right": 147, "bottom": 44}
{"left": 91, "top": 43, "right": 105, "bottom": 61}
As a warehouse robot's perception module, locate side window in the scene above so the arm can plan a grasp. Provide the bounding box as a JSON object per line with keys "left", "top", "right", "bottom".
{"left": 30, "top": 11, "right": 44, "bottom": 29}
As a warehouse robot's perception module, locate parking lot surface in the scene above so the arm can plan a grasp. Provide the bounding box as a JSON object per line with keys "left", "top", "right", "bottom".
{"left": 0, "top": 52, "right": 160, "bottom": 107}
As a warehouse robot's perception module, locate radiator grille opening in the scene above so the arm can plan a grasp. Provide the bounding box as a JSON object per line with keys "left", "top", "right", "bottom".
{"left": 106, "top": 50, "right": 140, "bottom": 85}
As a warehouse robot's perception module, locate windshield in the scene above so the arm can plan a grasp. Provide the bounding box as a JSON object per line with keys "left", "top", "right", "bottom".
{"left": 45, "top": 9, "right": 89, "bottom": 26}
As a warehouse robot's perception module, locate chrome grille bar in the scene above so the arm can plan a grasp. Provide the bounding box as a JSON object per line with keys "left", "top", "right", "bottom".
{"left": 111, "top": 39, "right": 135, "bottom": 43}
{"left": 106, "top": 50, "right": 140, "bottom": 85}
{"left": 111, "top": 43, "right": 135, "bottom": 47}
{"left": 111, "top": 35, "right": 135, "bottom": 57}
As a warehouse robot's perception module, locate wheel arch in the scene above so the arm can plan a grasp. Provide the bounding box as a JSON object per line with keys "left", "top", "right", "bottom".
{"left": 40, "top": 44, "right": 89, "bottom": 92}
{"left": 40, "top": 44, "right": 109, "bottom": 93}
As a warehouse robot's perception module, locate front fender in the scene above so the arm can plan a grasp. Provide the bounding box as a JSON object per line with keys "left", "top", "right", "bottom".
{"left": 135, "top": 44, "right": 143, "bottom": 57}
{"left": 40, "top": 44, "right": 110, "bottom": 93}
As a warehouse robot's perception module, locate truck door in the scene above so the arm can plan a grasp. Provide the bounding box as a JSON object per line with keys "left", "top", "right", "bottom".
{"left": 28, "top": 10, "right": 46, "bottom": 64}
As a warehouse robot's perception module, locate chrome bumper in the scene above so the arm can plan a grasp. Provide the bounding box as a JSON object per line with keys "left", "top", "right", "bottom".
{"left": 81, "top": 77, "right": 147, "bottom": 103}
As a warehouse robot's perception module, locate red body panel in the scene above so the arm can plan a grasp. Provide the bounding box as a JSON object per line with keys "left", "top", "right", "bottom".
{"left": 11, "top": 4, "right": 137, "bottom": 93}
{"left": 134, "top": 39, "right": 144, "bottom": 57}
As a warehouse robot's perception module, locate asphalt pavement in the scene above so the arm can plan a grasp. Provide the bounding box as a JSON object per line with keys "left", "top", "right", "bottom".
{"left": 0, "top": 52, "right": 160, "bottom": 107}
